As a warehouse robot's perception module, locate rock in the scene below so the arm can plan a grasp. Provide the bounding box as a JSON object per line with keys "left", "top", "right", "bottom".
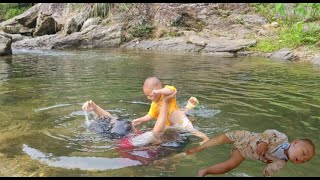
{"left": 202, "top": 38, "right": 256, "bottom": 53}
{"left": 310, "top": 56, "right": 320, "bottom": 65}
{"left": 270, "top": 48, "right": 299, "bottom": 61}
{"left": 186, "top": 34, "right": 208, "bottom": 47}
{"left": 10, "top": 34, "right": 31, "bottom": 43}
{"left": 202, "top": 51, "right": 235, "bottom": 58}
{"left": 121, "top": 37, "right": 203, "bottom": 52}
{"left": 62, "top": 11, "right": 91, "bottom": 36}
{"left": 33, "top": 13, "right": 60, "bottom": 36}
{"left": 80, "top": 17, "right": 101, "bottom": 31}
{"left": 271, "top": 21, "right": 279, "bottom": 28}
{"left": 0, "top": 33, "right": 12, "bottom": 55}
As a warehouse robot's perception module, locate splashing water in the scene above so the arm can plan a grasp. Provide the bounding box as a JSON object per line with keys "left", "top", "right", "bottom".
{"left": 84, "top": 111, "right": 94, "bottom": 128}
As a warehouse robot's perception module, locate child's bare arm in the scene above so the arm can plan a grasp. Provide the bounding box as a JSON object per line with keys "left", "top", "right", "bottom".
{"left": 152, "top": 90, "right": 177, "bottom": 136}
{"left": 152, "top": 87, "right": 175, "bottom": 96}
{"left": 256, "top": 141, "right": 268, "bottom": 156}
{"left": 82, "top": 100, "right": 113, "bottom": 119}
{"left": 132, "top": 114, "right": 152, "bottom": 126}
{"left": 191, "top": 130, "right": 210, "bottom": 145}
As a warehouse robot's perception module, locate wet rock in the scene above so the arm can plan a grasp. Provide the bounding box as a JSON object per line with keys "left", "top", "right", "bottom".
{"left": 121, "top": 37, "right": 203, "bottom": 52}
{"left": 0, "top": 33, "right": 12, "bottom": 55}
{"left": 270, "top": 48, "right": 299, "bottom": 61}
{"left": 202, "top": 38, "right": 256, "bottom": 53}
{"left": 310, "top": 56, "right": 320, "bottom": 65}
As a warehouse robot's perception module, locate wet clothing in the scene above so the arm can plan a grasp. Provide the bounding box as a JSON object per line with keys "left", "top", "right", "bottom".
{"left": 87, "top": 116, "right": 132, "bottom": 138}
{"left": 225, "top": 129, "right": 290, "bottom": 177}
{"left": 171, "top": 117, "right": 197, "bottom": 133}
{"left": 148, "top": 85, "right": 178, "bottom": 126}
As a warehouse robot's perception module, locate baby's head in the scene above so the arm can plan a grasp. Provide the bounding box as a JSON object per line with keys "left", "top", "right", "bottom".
{"left": 287, "top": 139, "right": 315, "bottom": 164}
{"left": 143, "top": 77, "right": 162, "bottom": 102}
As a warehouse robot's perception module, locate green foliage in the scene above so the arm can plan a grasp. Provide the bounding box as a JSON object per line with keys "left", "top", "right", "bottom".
{"left": 69, "top": 3, "right": 130, "bottom": 19}
{"left": 129, "top": 24, "right": 155, "bottom": 39}
{"left": 166, "top": 31, "right": 182, "bottom": 37}
{"left": 250, "top": 3, "right": 320, "bottom": 52}
{"left": 249, "top": 38, "right": 282, "bottom": 52}
{"left": 249, "top": 21, "right": 320, "bottom": 52}
{"left": 89, "top": 3, "right": 130, "bottom": 18}
{"left": 90, "top": 3, "right": 112, "bottom": 18}
{"left": 251, "top": 3, "right": 276, "bottom": 22}
{"left": 0, "top": 3, "right": 32, "bottom": 21}
{"left": 252, "top": 3, "right": 320, "bottom": 23}
{"left": 279, "top": 22, "right": 320, "bottom": 47}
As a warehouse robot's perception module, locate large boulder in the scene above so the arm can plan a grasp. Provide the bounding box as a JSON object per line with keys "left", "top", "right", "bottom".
{"left": 33, "top": 12, "right": 61, "bottom": 36}
{"left": 0, "top": 4, "right": 41, "bottom": 35}
{"left": 13, "top": 23, "right": 123, "bottom": 49}
{"left": 0, "top": 33, "right": 12, "bottom": 55}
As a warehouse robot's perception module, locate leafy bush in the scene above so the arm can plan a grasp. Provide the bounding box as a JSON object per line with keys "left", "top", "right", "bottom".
{"left": 129, "top": 24, "right": 155, "bottom": 39}
{"left": 250, "top": 3, "right": 320, "bottom": 52}
{"left": 0, "top": 3, "right": 32, "bottom": 21}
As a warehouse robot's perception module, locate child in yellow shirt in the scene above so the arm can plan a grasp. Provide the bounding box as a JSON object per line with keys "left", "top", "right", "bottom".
{"left": 132, "top": 76, "right": 209, "bottom": 145}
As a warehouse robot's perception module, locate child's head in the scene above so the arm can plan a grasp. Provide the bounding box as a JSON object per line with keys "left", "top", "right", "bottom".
{"left": 287, "top": 138, "right": 315, "bottom": 164}
{"left": 143, "top": 77, "right": 162, "bottom": 102}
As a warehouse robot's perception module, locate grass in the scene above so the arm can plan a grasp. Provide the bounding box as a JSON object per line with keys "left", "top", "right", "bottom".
{"left": 0, "top": 3, "right": 33, "bottom": 21}
{"left": 249, "top": 3, "right": 320, "bottom": 53}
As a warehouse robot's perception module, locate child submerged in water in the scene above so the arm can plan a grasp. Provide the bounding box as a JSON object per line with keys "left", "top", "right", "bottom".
{"left": 185, "top": 129, "right": 316, "bottom": 177}
{"left": 132, "top": 76, "right": 209, "bottom": 145}
{"left": 83, "top": 90, "right": 184, "bottom": 148}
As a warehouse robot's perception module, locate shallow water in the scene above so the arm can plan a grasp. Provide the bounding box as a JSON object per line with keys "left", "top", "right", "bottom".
{"left": 0, "top": 48, "right": 319, "bottom": 177}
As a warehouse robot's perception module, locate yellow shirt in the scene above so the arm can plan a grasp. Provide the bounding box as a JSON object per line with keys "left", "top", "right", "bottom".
{"left": 147, "top": 85, "right": 179, "bottom": 126}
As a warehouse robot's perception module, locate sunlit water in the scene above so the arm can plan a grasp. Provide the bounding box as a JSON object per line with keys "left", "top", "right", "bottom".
{"left": 0, "top": 48, "right": 319, "bottom": 177}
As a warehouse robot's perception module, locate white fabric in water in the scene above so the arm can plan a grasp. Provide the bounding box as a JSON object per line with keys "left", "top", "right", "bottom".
{"left": 131, "top": 131, "right": 155, "bottom": 147}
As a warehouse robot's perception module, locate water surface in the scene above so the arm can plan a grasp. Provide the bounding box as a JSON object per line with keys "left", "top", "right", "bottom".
{"left": 0, "top": 48, "right": 319, "bottom": 177}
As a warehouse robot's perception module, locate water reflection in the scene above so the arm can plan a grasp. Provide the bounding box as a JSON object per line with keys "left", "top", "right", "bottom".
{"left": 22, "top": 144, "right": 142, "bottom": 170}
{"left": 0, "top": 48, "right": 319, "bottom": 176}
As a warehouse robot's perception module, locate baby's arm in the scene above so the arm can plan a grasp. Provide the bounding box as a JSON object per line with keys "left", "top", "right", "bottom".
{"left": 82, "top": 100, "right": 113, "bottom": 119}
{"left": 260, "top": 129, "right": 288, "bottom": 145}
{"left": 192, "top": 130, "right": 210, "bottom": 145}
{"left": 152, "top": 85, "right": 176, "bottom": 96}
{"left": 256, "top": 129, "right": 288, "bottom": 156}
{"left": 131, "top": 114, "right": 152, "bottom": 126}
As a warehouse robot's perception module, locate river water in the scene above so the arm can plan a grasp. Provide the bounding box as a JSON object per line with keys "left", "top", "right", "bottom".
{"left": 0, "top": 48, "right": 319, "bottom": 177}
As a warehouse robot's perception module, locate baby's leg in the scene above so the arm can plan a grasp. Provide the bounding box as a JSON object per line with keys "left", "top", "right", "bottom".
{"left": 185, "top": 134, "right": 233, "bottom": 155}
{"left": 197, "top": 148, "right": 245, "bottom": 176}
{"left": 183, "top": 97, "right": 199, "bottom": 115}
{"left": 191, "top": 129, "right": 209, "bottom": 145}
{"left": 170, "top": 111, "right": 209, "bottom": 144}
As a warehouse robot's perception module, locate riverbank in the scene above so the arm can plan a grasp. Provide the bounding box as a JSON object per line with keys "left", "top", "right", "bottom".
{"left": 0, "top": 3, "right": 319, "bottom": 64}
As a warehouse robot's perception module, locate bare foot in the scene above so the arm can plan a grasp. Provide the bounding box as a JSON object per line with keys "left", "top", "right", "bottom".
{"left": 197, "top": 169, "right": 207, "bottom": 177}
{"left": 185, "top": 97, "right": 199, "bottom": 110}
